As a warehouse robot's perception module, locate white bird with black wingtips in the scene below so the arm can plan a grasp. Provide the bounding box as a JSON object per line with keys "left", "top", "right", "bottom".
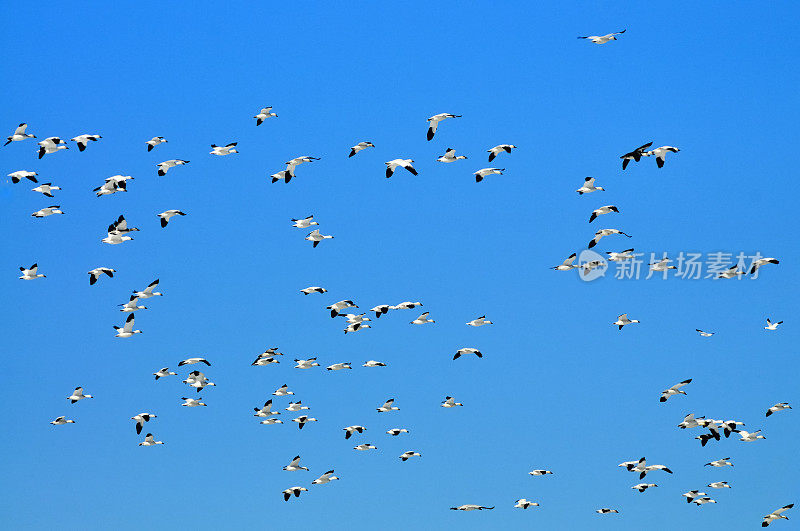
{"left": 283, "top": 455, "right": 309, "bottom": 472}
{"left": 578, "top": 29, "right": 626, "bottom": 43}
{"left": 254, "top": 106, "right": 277, "bottom": 125}
{"left": 9, "top": 170, "right": 38, "bottom": 183}
{"left": 762, "top": 504, "right": 794, "bottom": 527}
{"left": 38, "top": 137, "right": 68, "bottom": 158}
{"left": 210, "top": 142, "right": 238, "bottom": 156}
{"left": 71, "top": 134, "right": 101, "bottom": 151}
{"left": 19, "top": 264, "right": 45, "bottom": 280}
{"left": 305, "top": 229, "right": 333, "bottom": 248}
{"left": 158, "top": 210, "right": 186, "bottom": 228}
{"left": 474, "top": 167, "right": 504, "bottom": 183}
{"left": 153, "top": 368, "right": 176, "bottom": 380}
{"left": 427, "top": 113, "right": 461, "bottom": 140}
{"left": 467, "top": 315, "right": 492, "bottom": 327}
{"left": 292, "top": 215, "right": 319, "bottom": 229}
{"left": 157, "top": 159, "right": 189, "bottom": 176}
{"left": 294, "top": 358, "right": 320, "bottom": 369}
{"left": 411, "top": 312, "right": 435, "bottom": 325}
{"left": 377, "top": 399, "right": 399, "bottom": 412}
{"left": 385, "top": 158, "right": 417, "bottom": 178}
{"left": 515, "top": 499, "right": 539, "bottom": 509}
{"left": 301, "top": 286, "right": 327, "bottom": 295}
{"left": 437, "top": 148, "right": 467, "bottom": 163}
{"left": 343, "top": 426, "right": 365, "bottom": 439}
{"left": 620, "top": 142, "right": 653, "bottom": 170}
{"left": 487, "top": 144, "right": 516, "bottom": 162}
{"left": 750, "top": 257, "right": 779, "bottom": 274}
{"left": 696, "top": 329, "right": 714, "bottom": 337}
{"left": 642, "top": 146, "right": 680, "bottom": 168}
{"left": 588, "top": 229, "right": 630, "bottom": 249}
{"left": 146, "top": 136, "right": 167, "bottom": 151}
{"left": 282, "top": 487, "right": 307, "bottom": 501}
{"left": 399, "top": 451, "right": 421, "bottom": 461}
{"left": 178, "top": 358, "right": 211, "bottom": 367}
{"left": 660, "top": 379, "right": 692, "bottom": 402}
{"left": 312, "top": 470, "right": 339, "bottom": 485}
{"left": 765, "top": 318, "right": 783, "bottom": 331}
{"left": 552, "top": 253, "right": 578, "bottom": 271}
{"left": 349, "top": 142, "right": 374, "bottom": 157}
{"left": 589, "top": 205, "right": 619, "bottom": 223}
{"left": 50, "top": 416, "right": 75, "bottom": 426}
{"left": 576, "top": 177, "right": 605, "bottom": 195}
{"left": 441, "top": 396, "right": 463, "bottom": 408}
{"left": 454, "top": 348, "right": 482, "bottom": 360}
{"left": 5, "top": 123, "right": 36, "bottom": 145}
{"left": 32, "top": 205, "right": 64, "bottom": 218}
{"left": 131, "top": 413, "right": 156, "bottom": 434}
{"left": 114, "top": 314, "right": 141, "bottom": 338}
{"left": 363, "top": 360, "right": 387, "bottom": 367}
{"left": 766, "top": 403, "right": 791, "bottom": 417}
{"left": 67, "top": 387, "right": 93, "bottom": 403}
{"left": 292, "top": 416, "right": 317, "bottom": 429}
{"left": 139, "top": 433, "right": 164, "bottom": 446}
{"left": 88, "top": 267, "right": 115, "bottom": 285}
{"left": 181, "top": 397, "right": 206, "bottom": 407}
{"left": 133, "top": 279, "right": 162, "bottom": 299}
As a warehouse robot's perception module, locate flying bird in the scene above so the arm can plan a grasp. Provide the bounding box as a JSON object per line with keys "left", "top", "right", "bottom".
{"left": 437, "top": 148, "right": 467, "bottom": 163}
{"left": 450, "top": 505, "right": 494, "bottom": 511}
{"left": 328, "top": 300, "right": 357, "bottom": 317}
{"left": 153, "top": 368, "right": 176, "bottom": 380}
{"left": 466, "top": 315, "right": 493, "bottom": 327}
{"left": 696, "top": 329, "right": 715, "bottom": 337}
{"left": 377, "top": 399, "right": 399, "bottom": 412}
{"left": 210, "top": 142, "right": 238, "bottom": 156}
{"left": 312, "top": 470, "right": 339, "bottom": 485}
{"left": 620, "top": 142, "right": 652, "bottom": 170}
{"left": 19, "top": 264, "right": 45, "bottom": 280}
{"left": 766, "top": 403, "right": 791, "bottom": 417}
{"left": 386, "top": 428, "right": 409, "bottom": 436}
{"left": 578, "top": 29, "right": 626, "bottom": 44}
{"left": 515, "top": 499, "right": 539, "bottom": 509}
{"left": 131, "top": 413, "right": 156, "bottom": 435}
{"left": 50, "top": 416, "right": 75, "bottom": 425}
{"left": 254, "top": 106, "right": 277, "bottom": 125}
{"left": 589, "top": 205, "right": 619, "bottom": 223}
{"left": 156, "top": 159, "right": 189, "bottom": 176}
{"left": 762, "top": 504, "right": 794, "bottom": 527}
{"left": 32, "top": 205, "right": 64, "bottom": 218}
{"left": 133, "top": 279, "right": 163, "bottom": 298}
{"left": 363, "top": 360, "right": 387, "bottom": 367}
{"left": 114, "top": 314, "right": 142, "bottom": 338}
{"left": 596, "top": 509, "right": 619, "bottom": 514}
{"left": 292, "top": 215, "right": 319, "bottom": 229}
{"left": 305, "top": 229, "right": 334, "bottom": 248}
{"left": 385, "top": 159, "right": 417, "bottom": 178}
{"left": 441, "top": 396, "right": 463, "bottom": 408}
{"left": 529, "top": 470, "right": 553, "bottom": 476}
{"left": 613, "top": 313, "right": 639, "bottom": 330}
{"left": 70, "top": 134, "right": 101, "bottom": 151}
{"left": 9, "top": 170, "right": 38, "bottom": 183}
{"left": 178, "top": 358, "right": 211, "bottom": 367}
{"left": 343, "top": 426, "right": 366, "bottom": 439}
{"left": 5, "top": 123, "right": 36, "bottom": 145}
{"left": 576, "top": 177, "right": 605, "bottom": 195}
{"left": 88, "top": 267, "right": 115, "bottom": 285}
{"left": 632, "top": 483, "right": 658, "bottom": 493}
{"left": 158, "top": 210, "right": 186, "bottom": 228}
{"left": 349, "top": 141, "right": 374, "bottom": 157}
{"left": 487, "top": 144, "right": 516, "bottom": 162}
{"left": 146, "top": 136, "right": 167, "bottom": 151}
{"left": 427, "top": 113, "right": 461, "bottom": 140}
{"left": 750, "top": 257, "right": 779, "bottom": 274}
{"left": 67, "top": 387, "right": 93, "bottom": 403}
{"left": 454, "top": 348, "right": 482, "bottom": 360}
{"left": 38, "top": 137, "right": 68, "bottom": 158}
{"left": 642, "top": 146, "right": 680, "bottom": 168}
{"left": 588, "top": 229, "right": 631, "bottom": 249}
{"left": 283, "top": 455, "right": 309, "bottom": 472}
{"left": 552, "top": 253, "right": 578, "bottom": 271}
{"left": 411, "top": 312, "right": 435, "bottom": 325}
{"left": 765, "top": 318, "right": 783, "bottom": 331}
{"left": 474, "top": 167, "right": 504, "bottom": 183}
{"left": 282, "top": 487, "right": 308, "bottom": 501}
{"left": 708, "top": 482, "right": 731, "bottom": 489}
{"left": 399, "top": 451, "right": 421, "bottom": 461}
{"left": 138, "top": 434, "right": 162, "bottom": 447}
{"left": 660, "top": 379, "right": 692, "bottom": 402}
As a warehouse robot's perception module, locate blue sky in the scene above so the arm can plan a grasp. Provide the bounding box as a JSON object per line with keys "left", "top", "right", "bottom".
{"left": 1, "top": 2, "right": 797, "bottom": 529}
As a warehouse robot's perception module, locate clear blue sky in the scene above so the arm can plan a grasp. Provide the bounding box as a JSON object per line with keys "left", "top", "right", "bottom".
{"left": 1, "top": 2, "right": 797, "bottom": 529}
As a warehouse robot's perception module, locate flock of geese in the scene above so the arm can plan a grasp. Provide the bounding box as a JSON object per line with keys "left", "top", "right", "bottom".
{"left": 6, "top": 29, "right": 793, "bottom": 527}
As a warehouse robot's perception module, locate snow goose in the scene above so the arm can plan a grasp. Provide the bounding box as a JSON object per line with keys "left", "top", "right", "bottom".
{"left": 399, "top": 451, "right": 421, "bottom": 461}
{"left": 158, "top": 210, "right": 186, "bottom": 228}
{"left": 454, "top": 347, "right": 482, "bottom": 360}
{"left": 576, "top": 177, "right": 605, "bottom": 195}
{"left": 660, "top": 379, "right": 692, "bottom": 402}
{"left": 50, "top": 416, "right": 75, "bottom": 425}
{"left": 467, "top": 315, "right": 492, "bottom": 327}
{"left": 340, "top": 313, "right": 370, "bottom": 324}
{"left": 633, "top": 459, "right": 673, "bottom": 479}
{"left": 260, "top": 418, "right": 282, "bottom": 425}
{"left": 292, "top": 215, "right": 319, "bottom": 228}
{"left": 738, "top": 429, "right": 766, "bottom": 442}
{"left": 108, "top": 215, "right": 139, "bottom": 235}
{"left": 717, "top": 265, "right": 745, "bottom": 279}
{"left": 114, "top": 314, "right": 142, "bottom": 338}
{"left": 487, "top": 144, "right": 516, "bottom": 162}
{"left": 385, "top": 158, "right": 417, "bottom": 178}
{"left": 210, "top": 142, "right": 238, "bottom": 156}
{"left": 282, "top": 487, "right": 308, "bottom": 501}
{"left": 552, "top": 253, "right": 578, "bottom": 271}
{"left": 721, "top": 420, "right": 745, "bottom": 438}
{"left": 386, "top": 428, "right": 409, "bottom": 436}
{"left": 696, "top": 329, "right": 714, "bottom": 337}
{"left": 588, "top": 229, "right": 631, "bottom": 248}
{"left": 301, "top": 286, "right": 327, "bottom": 295}
{"left": 762, "top": 504, "right": 794, "bottom": 527}
{"left": 342, "top": 322, "right": 369, "bottom": 334}
{"left": 589, "top": 205, "right": 619, "bottom": 223}
{"left": 146, "top": 136, "right": 167, "bottom": 151}
{"left": 102, "top": 233, "right": 133, "bottom": 245}
{"left": 273, "top": 384, "right": 294, "bottom": 396}
{"left": 312, "top": 470, "right": 339, "bottom": 484}
{"left": 283, "top": 455, "right": 309, "bottom": 472}
{"left": 683, "top": 491, "right": 707, "bottom": 504}
{"left": 183, "top": 371, "right": 215, "bottom": 392}
{"left": 121, "top": 297, "right": 147, "bottom": 314}
{"left": 354, "top": 443, "right": 377, "bottom": 451}
{"left": 9, "top": 170, "right": 38, "bottom": 183}
{"left": 765, "top": 318, "right": 783, "bottom": 331}
{"left": 614, "top": 314, "right": 641, "bottom": 332}
{"left": 474, "top": 167, "right": 504, "bottom": 183}
{"left": 606, "top": 248, "right": 635, "bottom": 261}
{"left": 642, "top": 145, "right": 681, "bottom": 168}
{"left": 292, "top": 416, "right": 316, "bottom": 429}
{"left": 578, "top": 29, "right": 625, "bottom": 44}
{"left": 411, "top": 312, "right": 435, "bottom": 325}
{"left": 437, "top": 148, "right": 467, "bottom": 163}
{"left": 750, "top": 257, "right": 779, "bottom": 274}
{"left": 677, "top": 413, "right": 704, "bottom": 429}
{"left": 343, "top": 425, "right": 366, "bottom": 439}
{"left": 349, "top": 141, "right": 374, "bottom": 157}
{"left": 156, "top": 159, "right": 189, "bottom": 176}
{"left": 632, "top": 483, "right": 658, "bottom": 493}
{"left": 515, "top": 499, "right": 539, "bottom": 509}
{"left": 620, "top": 142, "right": 653, "bottom": 170}
{"left": 693, "top": 497, "right": 717, "bottom": 506}
{"left": 67, "top": 387, "right": 93, "bottom": 403}
{"left": 255, "top": 106, "right": 277, "bottom": 125}
{"left": 133, "top": 279, "right": 163, "bottom": 298}
{"left": 305, "top": 229, "right": 333, "bottom": 248}
{"left": 766, "top": 403, "right": 791, "bottom": 417}
{"left": 704, "top": 457, "right": 733, "bottom": 468}
{"left": 294, "top": 357, "right": 320, "bottom": 369}
{"left": 139, "top": 433, "right": 165, "bottom": 446}
{"left": 253, "top": 399, "right": 281, "bottom": 417}
{"left": 38, "top": 137, "right": 68, "bottom": 158}
{"left": 88, "top": 267, "right": 115, "bottom": 285}
{"left": 596, "top": 509, "right": 619, "bottom": 514}
{"left": 441, "top": 396, "right": 463, "bottom": 408}
{"left": 286, "top": 401, "right": 310, "bottom": 412}
{"left": 94, "top": 180, "right": 126, "bottom": 197}
{"left": 178, "top": 358, "right": 211, "bottom": 367}
{"left": 377, "top": 398, "right": 399, "bottom": 412}
{"left": 370, "top": 305, "right": 391, "bottom": 318}
{"left": 392, "top": 301, "right": 423, "bottom": 310}
{"left": 32, "top": 205, "right": 64, "bottom": 218}
{"left": 451, "top": 505, "right": 494, "bottom": 511}
{"left": 5, "top": 123, "right": 35, "bottom": 145}
{"left": 327, "top": 300, "right": 357, "bottom": 317}
{"left": 252, "top": 356, "right": 279, "bottom": 366}
{"left": 131, "top": 413, "right": 156, "bottom": 434}
{"left": 70, "top": 134, "right": 101, "bottom": 151}
{"left": 326, "top": 362, "right": 352, "bottom": 371}
{"left": 427, "top": 113, "right": 461, "bottom": 140}
{"left": 363, "top": 360, "right": 387, "bottom": 367}
{"left": 19, "top": 264, "right": 45, "bottom": 280}
{"left": 696, "top": 432, "right": 720, "bottom": 447}
{"left": 529, "top": 470, "right": 553, "bottom": 476}
{"left": 270, "top": 156, "right": 319, "bottom": 183}
{"left": 707, "top": 481, "right": 731, "bottom": 489}
{"left": 181, "top": 397, "right": 206, "bottom": 407}
{"left": 153, "top": 367, "right": 176, "bottom": 380}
